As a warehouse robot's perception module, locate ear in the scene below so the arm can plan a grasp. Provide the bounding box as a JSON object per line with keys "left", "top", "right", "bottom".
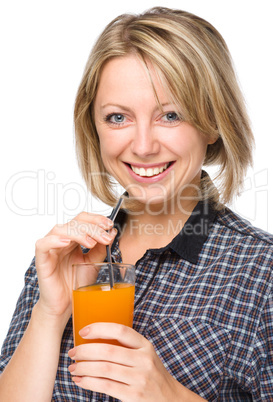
{"left": 207, "top": 134, "right": 219, "bottom": 145}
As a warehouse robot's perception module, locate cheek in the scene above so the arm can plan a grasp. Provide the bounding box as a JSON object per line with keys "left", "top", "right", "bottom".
{"left": 98, "top": 132, "right": 113, "bottom": 155}
{"left": 163, "top": 123, "right": 207, "bottom": 157}
{"left": 98, "top": 129, "right": 130, "bottom": 159}
{"left": 98, "top": 137, "right": 123, "bottom": 173}
{"left": 100, "top": 141, "right": 119, "bottom": 158}
{"left": 168, "top": 134, "right": 208, "bottom": 160}
{"left": 192, "top": 137, "right": 208, "bottom": 160}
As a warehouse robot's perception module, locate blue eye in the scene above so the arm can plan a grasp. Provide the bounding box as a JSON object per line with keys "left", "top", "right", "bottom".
{"left": 164, "top": 112, "right": 179, "bottom": 122}
{"left": 106, "top": 113, "right": 125, "bottom": 124}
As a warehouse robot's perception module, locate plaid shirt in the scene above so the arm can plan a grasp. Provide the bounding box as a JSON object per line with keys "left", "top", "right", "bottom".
{"left": 1, "top": 200, "right": 273, "bottom": 401}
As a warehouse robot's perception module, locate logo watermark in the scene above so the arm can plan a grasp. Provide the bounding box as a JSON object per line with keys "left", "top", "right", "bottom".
{"left": 231, "top": 168, "right": 269, "bottom": 231}
{"left": 5, "top": 168, "right": 270, "bottom": 235}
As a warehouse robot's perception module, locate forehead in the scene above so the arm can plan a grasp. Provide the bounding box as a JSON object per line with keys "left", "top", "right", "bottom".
{"left": 95, "top": 55, "right": 172, "bottom": 107}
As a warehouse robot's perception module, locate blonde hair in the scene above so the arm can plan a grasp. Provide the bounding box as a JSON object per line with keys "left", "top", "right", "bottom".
{"left": 74, "top": 7, "right": 254, "bottom": 208}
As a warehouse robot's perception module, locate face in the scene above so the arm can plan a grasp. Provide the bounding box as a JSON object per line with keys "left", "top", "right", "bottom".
{"left": 94, "top": 55, "right": 214, "bottom": 211}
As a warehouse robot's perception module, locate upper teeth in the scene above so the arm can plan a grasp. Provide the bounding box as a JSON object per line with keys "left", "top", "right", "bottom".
{"left": 131, "top": 163, "right": 169, "bottom": 177}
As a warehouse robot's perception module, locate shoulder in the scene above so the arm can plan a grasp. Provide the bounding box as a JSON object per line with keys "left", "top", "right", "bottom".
{"left": 216, "top": 206, "right": 273, "bottom": 246}
{"left": 203, "top": 206, "right": 273, "bottom": 279}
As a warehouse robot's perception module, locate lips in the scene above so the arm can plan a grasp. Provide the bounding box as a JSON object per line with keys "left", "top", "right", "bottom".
{"left": 125, "top": 162, "right": 174, "bottom": 180}
{"left": 130, "top": 162, "right": 171, "bottom": 177}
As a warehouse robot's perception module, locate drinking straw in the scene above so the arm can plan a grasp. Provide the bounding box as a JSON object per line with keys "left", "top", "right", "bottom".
{"left": 106, "top": 191, "right": 129, "bottom": 289}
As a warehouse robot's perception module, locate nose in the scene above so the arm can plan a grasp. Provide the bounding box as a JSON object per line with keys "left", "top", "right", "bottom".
{"left": 130, "top": 122, "right": 160, "bottom": 158}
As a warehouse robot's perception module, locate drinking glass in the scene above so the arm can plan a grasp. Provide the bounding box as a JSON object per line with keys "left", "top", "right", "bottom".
{"left": 72, "top": 262, "right": 135, "bottom": 346}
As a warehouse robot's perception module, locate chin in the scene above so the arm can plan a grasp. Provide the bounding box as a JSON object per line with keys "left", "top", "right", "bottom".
{"left": 125, "top": 189, "right": 170, "bottom": 212}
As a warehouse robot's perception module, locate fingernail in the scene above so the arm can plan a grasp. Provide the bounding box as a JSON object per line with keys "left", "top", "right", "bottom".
{"left": 86, "top": 236, "right": 96, "bottom": 246}
{"left": 68, "top": 363, "right": 76, "bottom": 373}
{"left": 72, "top": 376, "right": 81, "bottom": 384}
{"left": 60, "top": 238, "right": 71, "bottom": 244}
{"left": 79, "top": 326, "right": 90, "bottom": 337}
{"left": 110, "top": 228, "right": 118, "bottom": 236}
{"left": 68, "top": 348, "right": 76, "bottom": 358}
{"left": 101, "top": 233, "right": 112, "bottom": 241}
{"left": 100, "top": 220, "right": 114, "bottom": 229}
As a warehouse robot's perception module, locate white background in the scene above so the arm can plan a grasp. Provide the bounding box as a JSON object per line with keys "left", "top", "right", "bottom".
{"left": 0, "top": 0, "right": 272, "bottom": 347}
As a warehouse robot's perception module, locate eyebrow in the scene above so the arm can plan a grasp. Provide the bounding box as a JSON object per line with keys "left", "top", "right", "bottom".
{"left": 101, "top": 103, "right": 131, "bottom": 111}
{"left": 100, "top": 102, "right": 173, "bottom": 112}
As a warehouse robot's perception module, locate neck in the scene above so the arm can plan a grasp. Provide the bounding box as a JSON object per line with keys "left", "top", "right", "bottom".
{"left": 118, "top": 193, "right": 200, "bottom": 264}
{"left": 124, "top": 197, "right": 198, "bottom": 240}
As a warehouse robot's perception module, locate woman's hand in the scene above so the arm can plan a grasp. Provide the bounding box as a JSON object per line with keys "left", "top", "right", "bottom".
{"left": 68, "top": 323, "right": 205, "bottom": 401}
{"left": 34, "top": 213, "right": 116, "bottom": 322}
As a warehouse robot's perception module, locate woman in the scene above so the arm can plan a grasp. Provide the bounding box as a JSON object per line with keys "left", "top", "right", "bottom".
{"left": 0, "top": 7, "right": 272, "bottom": 401}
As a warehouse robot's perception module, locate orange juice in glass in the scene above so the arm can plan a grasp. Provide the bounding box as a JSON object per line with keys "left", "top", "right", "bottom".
{"left": 72, "top": 263, "right": 135, "bottom": 346}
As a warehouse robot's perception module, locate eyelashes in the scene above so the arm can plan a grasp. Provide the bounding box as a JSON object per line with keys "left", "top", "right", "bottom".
{"left": 161, "top": 112, "right": 181, "bottom": 123}
{"left": 104, "top": 113, "right": 126, "bottom": 125}
{"left": 103, "top": 112, "right": 183, "bottom": 127}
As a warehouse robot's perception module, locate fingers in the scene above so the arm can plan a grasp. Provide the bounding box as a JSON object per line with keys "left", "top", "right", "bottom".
{"left": 68, "top": 344, "right": 137, "bottom": 400}
{"left": 69, "top": 213, "right": 114, "bottom": 243}
{"left": 73, "top": 212, "right": 114, "bottom": 230}
{"left": 69, "top": 360, "right": 131, "bottom": 383}
{"left": 69, "top": 342, "right": 136, "bottom": 366}
{"left": 48, "top": 213, "right": 115, "bottom": 249}
{"left": 35, "top": 235, "right": 71, "bottom": 253}
{"left": 68, "top": 361, "right": 132, "bottom": 400}
{"left": 67, "top": 325, "right": 171, "bottom": 400}
{"left": 70, "top": 376, "right": 127, "bottom": 400}
{"left": 67, "top": 324, "right": 150, "bottom": 372}
{"left": 61, "top": 212, "right": 114, "bottom": 234}
{"left": 35, "top": 211, "right": 118, "bottom": 270}
{"left": 77, "top": 323, "right": 146, "bottom": 349}
{"left": 35, "top": 228, "right": 117, "bottom": 270}
{"left": 37, "top": 213, "right": 115, "bottom": 253}
{"left": 35, "top": 235, "right": 72, "bottom": 267}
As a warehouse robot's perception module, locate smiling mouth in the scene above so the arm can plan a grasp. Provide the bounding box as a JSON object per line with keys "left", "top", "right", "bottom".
{"left": 128, "top": 162, "right": 173, "bottom": 177}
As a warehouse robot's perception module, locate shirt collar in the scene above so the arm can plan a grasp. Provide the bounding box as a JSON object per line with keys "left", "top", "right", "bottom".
{"left": 167, "top": 200, "right": 217, "bottom": 263}
{"left": 113, "top": 198, "right": 217, "bottom": 265}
